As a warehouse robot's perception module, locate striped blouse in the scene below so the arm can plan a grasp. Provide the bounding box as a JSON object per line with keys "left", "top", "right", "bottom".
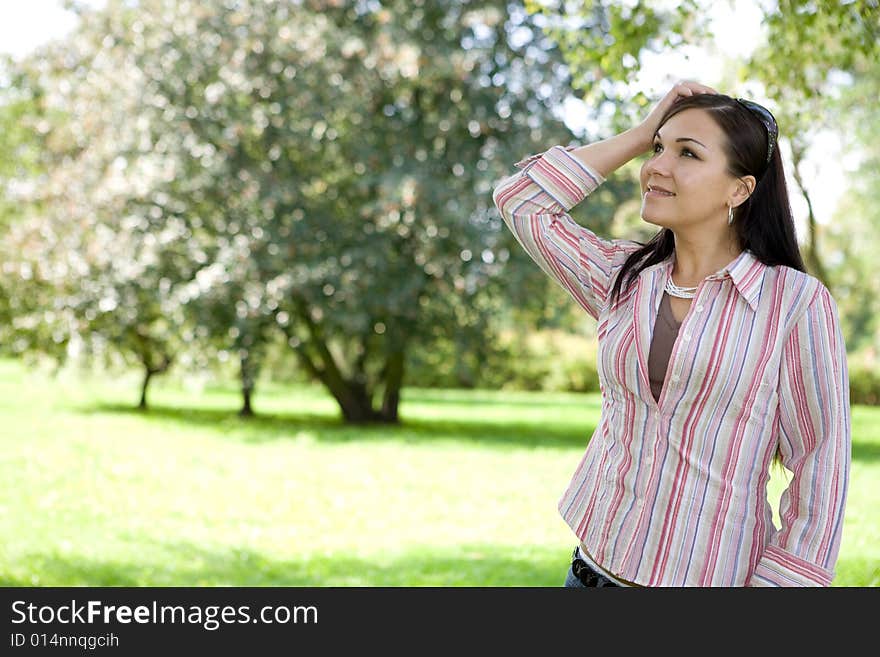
{"left": 492, "top": 144, "right": 851, "bottom": 586}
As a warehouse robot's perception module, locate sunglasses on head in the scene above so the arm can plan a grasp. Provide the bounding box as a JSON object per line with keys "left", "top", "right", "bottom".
{"left": 735, "top": 98, "right": 779, "bottom": 166}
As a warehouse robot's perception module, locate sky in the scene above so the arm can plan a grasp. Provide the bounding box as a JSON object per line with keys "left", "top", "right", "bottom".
{"left": 0, "top": 0, "right": 852, "bottom": 231}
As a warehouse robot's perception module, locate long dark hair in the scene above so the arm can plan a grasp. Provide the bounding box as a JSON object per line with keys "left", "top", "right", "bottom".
{"left": 608, "top": 93, "right": 806, "bottom": 309}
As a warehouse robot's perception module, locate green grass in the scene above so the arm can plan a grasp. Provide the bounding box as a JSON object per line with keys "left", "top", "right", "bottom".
{"left": 1, "top": 358, "right": 877, "bottom": 586}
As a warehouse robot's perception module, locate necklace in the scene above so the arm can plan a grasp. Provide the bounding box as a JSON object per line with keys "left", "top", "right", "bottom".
{"left": 665, "top": 276, "right": 699, "bottom": 299}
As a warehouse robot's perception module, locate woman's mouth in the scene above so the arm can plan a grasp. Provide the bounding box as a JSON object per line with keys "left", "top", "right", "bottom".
{"left": 645, "top": 189, "right": 676, "bottom": 199}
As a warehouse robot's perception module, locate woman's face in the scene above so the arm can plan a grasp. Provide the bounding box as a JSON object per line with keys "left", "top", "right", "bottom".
{"left": 639, "top": 108, "right": 742, "bottom": 230}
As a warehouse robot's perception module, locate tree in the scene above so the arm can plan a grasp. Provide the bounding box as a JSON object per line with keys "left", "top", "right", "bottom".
{"left": 1, "top": 15, "right": 194, "bottom": 408}
{"left": 743, "top": 0, "right": 879, "bottom": 289}
{"left": 820, "top": 59, "right": 880, "bottom": 356}
{"left": 3, "top": 0, "right": 580, "bottom": 419}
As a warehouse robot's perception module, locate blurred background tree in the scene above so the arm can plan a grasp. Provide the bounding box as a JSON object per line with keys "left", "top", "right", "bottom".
{"left": 822, "top": 57, "right": 880, "bottom": 375}
{"left": 0, "top": 0, "right": 594, "bottom": 419}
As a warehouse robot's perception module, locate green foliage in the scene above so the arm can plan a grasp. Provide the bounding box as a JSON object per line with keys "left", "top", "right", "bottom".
{"left": 524, "top": 0, "right": 710, "bottom": 133}
{"left": 748, "top": 0, "right": 878, "bottom": 102}
{"left": 0, "top": 60, "right": 42, "bottom": 232}
{"left": 0, "top": 0, "right": 585, "bottom": 417}
{"left": 491, "top": 328, "right": 600, "bottom": 393}
{"left": 406, "top": 327, "right": 600, "bottom": 394}
{"left": 821, "top": 59, "right": 880, "bottom": 357}
{"left": 848, "top": 361, "right": 880, "bottom": 407}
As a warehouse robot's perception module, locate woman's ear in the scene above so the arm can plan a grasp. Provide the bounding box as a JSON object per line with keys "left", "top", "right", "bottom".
{"left": 731, "top": 175, "right": 756, "bottom": 207}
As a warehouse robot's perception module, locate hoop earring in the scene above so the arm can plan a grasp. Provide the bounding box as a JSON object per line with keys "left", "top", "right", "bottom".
{"left": 728, "top": 205, "right": 734, "bottom": 225}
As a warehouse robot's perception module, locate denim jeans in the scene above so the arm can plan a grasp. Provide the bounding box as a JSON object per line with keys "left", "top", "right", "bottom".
{"left": 564, "top": 547, "right": 620, "bottom": 587}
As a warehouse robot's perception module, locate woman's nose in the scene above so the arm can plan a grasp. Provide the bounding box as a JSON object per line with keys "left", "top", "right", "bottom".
{"left": 645, "top": 151, "right": 672, "bottom": 176}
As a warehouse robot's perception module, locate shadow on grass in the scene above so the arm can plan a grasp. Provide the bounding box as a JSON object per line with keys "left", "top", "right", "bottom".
{"left": 74, "top": 400, "right": 880, "bottom": 464}
{"left": 852, "top": 440, "right": 880, "bottom": 464}
{"left": 2, "top": 540, "right": 875, "bottom": 586}
{"left": 163, "top": 384, "right": 602, "bottom": 409}
{"left": 400, "top": 387, "right": 602, "bottom": 408}
{"left": 0, "top": 541, "right": 568, "bottom": 587}
{"left": 75, "top": 399, "right": 880, "bottom": 462}
{"left": 79, "top": 402, "right": 597, "bottom": 450}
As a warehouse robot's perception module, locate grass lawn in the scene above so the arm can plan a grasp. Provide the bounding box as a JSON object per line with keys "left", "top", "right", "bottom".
{"left": 1, "top": 358, "right": 877, "bottom": 586}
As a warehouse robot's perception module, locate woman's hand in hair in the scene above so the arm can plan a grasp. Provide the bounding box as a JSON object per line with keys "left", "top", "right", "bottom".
{"left": 635, "top": 80, "right": 719, "bottom": 152}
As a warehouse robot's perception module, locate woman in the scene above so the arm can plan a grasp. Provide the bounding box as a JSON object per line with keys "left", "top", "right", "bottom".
{"left": 492, "top": 81, "right": 851, "bottom": 587}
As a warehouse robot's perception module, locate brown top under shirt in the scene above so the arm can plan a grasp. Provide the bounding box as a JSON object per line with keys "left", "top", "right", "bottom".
{"left": 647, "top": 291, "right": 682, "bottom": 403}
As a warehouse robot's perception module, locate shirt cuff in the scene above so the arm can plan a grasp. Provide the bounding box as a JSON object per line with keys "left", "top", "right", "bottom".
{"left": 514, "top": 144, "right": 583, "bottom": 170}
{"left": 521, "top": 145, "right": 606, "bottom": 211}
{"left": 748, "top": 544, "right": 835, "bottom": 587}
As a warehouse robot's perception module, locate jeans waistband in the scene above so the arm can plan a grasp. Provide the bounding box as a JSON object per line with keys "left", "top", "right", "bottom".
{"left": 570, "top": 546, "right": 620, "bottom": 587}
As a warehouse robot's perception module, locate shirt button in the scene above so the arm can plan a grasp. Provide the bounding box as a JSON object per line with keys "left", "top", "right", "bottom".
{"left": 695, "top": 305, "right": 705, "bottom": 312}
{"left": 671, "top": 374, "right": 680, "bottom": 382}
{"left": 682, "top": 332, "right": 690, "bottom": 342}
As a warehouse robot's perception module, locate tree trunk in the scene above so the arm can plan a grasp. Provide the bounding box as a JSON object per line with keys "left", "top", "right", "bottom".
{"left": 288, "top": 298, "right": 389, "bottom": 423}
{"left": 790, "top": 140, "right": 831, "bottom": 290}
{"left": 286, "top": 294, "right": 417, "bottom": 424}
{"left": 338, "top": 389, "right": 381, "bottom": 423}
{"left": 137, "top": 353, "right": 172, "bottom": 411}
{"left": 288, "top": 335, "right": 390, "bottom": 423}
{"left": 239, "top": 352, "right": 257, "bottom": 417}
{"left": 240, "top": 385, "right": 254, "bottom": 417}
{"left": 380, "top": 345, "right": 406, "bottom": 422}
{"left": 139, "top": 368, "right": 153, "bottom": 410}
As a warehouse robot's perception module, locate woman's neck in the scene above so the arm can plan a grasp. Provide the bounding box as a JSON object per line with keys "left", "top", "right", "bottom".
{"left": 671, "top": 239, "right": 742, "bottom": 287}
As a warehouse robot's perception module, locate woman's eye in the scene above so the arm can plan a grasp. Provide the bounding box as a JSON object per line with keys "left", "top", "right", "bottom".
{"left": 653, "top": 142, "right": 695, "bottom": 158}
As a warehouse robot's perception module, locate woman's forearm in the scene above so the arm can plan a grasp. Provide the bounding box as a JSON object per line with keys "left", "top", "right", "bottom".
{"left": 569, "top": 125, "right": 652, "bottom": 180}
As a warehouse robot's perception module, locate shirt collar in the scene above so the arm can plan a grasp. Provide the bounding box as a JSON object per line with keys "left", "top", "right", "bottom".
{"left": 654, "top": 248, "right": 766, "bottom": 312}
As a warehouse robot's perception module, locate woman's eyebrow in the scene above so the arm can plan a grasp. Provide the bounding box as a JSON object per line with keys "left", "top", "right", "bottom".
{"left": 653, "top": 131, "right": 708, "bottom": 150}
